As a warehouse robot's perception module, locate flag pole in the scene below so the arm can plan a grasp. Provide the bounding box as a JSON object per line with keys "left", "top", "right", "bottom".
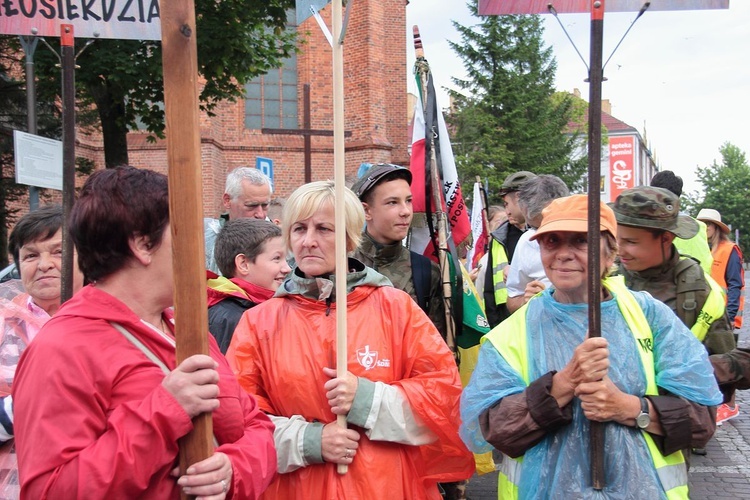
{"left": 413, "top": 26, "right": 457, "bottom": 358}
{"left": 60, "top": 24, "right": 75, "bottom": 304}
{"left": 476, "top": 175, "right": 491, "bottom": 244}
{"left": 586, "top": 0, "right": 606, "bottom": 490}
{"left": 332, "top": 0, "right": 349, "bottom": 475}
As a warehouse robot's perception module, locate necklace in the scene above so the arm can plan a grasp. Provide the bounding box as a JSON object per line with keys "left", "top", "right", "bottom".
{"left": 141, "top": 318, "right": 175, "bottom": 347}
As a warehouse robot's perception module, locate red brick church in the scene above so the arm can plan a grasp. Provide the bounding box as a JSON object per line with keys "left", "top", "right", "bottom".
{"left": 75, "top": 0, "right": 410, "bottom": 217}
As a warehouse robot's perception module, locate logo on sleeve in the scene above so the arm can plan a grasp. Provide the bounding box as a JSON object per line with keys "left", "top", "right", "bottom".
{"left": 356, "top": 345, "right": 390, "bottom": 371}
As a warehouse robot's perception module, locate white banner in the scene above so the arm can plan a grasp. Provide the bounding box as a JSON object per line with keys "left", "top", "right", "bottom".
{"left": 0, "top": 0, "right": 161, "bottom": 40}
{"left": 13, "top": 130, "right": 63, "bottom": 191}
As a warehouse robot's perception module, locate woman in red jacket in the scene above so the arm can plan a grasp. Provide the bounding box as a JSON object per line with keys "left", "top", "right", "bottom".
{"left": 13, "top": 166, "right": 277, "bottom": 499}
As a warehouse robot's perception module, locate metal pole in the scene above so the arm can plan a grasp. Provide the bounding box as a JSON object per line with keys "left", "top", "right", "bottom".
{"left": 60, "top": 26, "right": 76, "bottom": 302}
{"left": 304, "top": 83, "right": 312, "bottom": 183}
{"left": 587, "top": 0, "right": 605, "bottom": 490}
{"left": 19, "top": 35, "right": 40, "bottom": 211}
{"left": 60, "top": 25, "right": 76, "bottom": 303}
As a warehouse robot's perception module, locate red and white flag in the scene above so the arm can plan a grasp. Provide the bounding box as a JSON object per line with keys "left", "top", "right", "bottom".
{"left": 466, "top": 181, "right": 488, "bottom": 270}
{"left": 409, "top": 74, "right": 471, "bottom": 261}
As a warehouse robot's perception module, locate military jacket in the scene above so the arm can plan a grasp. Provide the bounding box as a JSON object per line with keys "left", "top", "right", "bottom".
{"left": 353, "top": 232, "right": 446, "bottom": 339}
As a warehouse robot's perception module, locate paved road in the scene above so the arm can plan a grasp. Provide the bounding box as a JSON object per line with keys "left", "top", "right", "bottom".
{"left": 466, "top": 275, "right": 750, "bottom": 499}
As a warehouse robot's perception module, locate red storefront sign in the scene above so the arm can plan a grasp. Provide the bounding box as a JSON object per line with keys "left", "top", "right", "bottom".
{"left": 609, "top": 136, "right": 635, "bottom": 199}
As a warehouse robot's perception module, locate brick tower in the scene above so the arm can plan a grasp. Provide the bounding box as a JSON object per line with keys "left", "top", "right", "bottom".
{"left": 76, "top": 0, "right": 409, "bottom": 217}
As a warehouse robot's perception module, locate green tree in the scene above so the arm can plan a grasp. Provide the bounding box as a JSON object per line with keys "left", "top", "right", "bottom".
{"left": 2, "top": 0, "right": 296, "bottom": 168}
{"left": 0, "top": 39, "right": 62, "bottom": 267}
{"left": 446, "top": 1, "right": 585, "bottom": 203}
{"left": 694, "top": 142, "right": 750, "bottom": 258}
{"left": 0, "top": 75, "right": 30, "bottom": 268}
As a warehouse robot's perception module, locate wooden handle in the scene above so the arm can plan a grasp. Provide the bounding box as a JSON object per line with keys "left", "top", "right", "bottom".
{"left": 333, "top": 0, "right": 348, "bottom": 475}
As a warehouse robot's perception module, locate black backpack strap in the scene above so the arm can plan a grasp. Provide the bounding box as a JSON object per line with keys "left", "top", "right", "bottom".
{"left": 410, "top": 251, "right": 432, "bottom": 313}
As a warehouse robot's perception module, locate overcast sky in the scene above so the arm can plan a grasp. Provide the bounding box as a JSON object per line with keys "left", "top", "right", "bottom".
{"left": 405, "top": 0, "right": 749, "bottom": 196}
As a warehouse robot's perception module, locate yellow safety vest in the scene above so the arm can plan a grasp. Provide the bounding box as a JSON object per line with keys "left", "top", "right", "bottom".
{"left": 691, "top": 273, "right": 727, "bottom": 343}
{"left": 489, "top": 238, "right": 509, "bottom": 306}
{"left": 482, "top": 277, "right": 688, "bottom": 500}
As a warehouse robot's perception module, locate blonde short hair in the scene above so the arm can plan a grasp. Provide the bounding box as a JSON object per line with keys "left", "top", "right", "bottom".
{"left": 282, "top": 181, "right": 365, "bottom": 253}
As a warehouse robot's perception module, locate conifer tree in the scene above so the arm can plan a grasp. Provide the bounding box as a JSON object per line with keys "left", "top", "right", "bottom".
{"left": 447, "top": 1, "right": 584, "bottom": 202}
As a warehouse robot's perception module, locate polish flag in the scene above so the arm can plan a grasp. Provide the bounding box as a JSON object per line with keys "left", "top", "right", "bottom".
{"left": 409, "top": 75, "right": 471, "bottom": 261}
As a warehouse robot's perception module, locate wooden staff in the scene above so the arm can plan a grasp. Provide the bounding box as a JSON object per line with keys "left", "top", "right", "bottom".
{"left": 332, "top": 0, "right": 349, "bottom": 476}
{"left": 159, "top": 0, "right": 213, "bottom": 493}
{"left": 413, "top": 26, "right": 457, "bottom": 357}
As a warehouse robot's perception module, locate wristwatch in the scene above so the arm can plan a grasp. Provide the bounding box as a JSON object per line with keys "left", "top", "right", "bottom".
{"left": 635, "top": 397, "right": 651, "bottom": 429}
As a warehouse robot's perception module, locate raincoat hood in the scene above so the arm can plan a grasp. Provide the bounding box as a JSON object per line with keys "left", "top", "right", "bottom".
{"left": 206, "top": 271, "right": 274, "bottom": 308}
{"left": 276, "top": 257, "right": 392, "bottom": 302}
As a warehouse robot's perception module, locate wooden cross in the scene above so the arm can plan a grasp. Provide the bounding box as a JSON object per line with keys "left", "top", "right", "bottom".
{"left": 262, "top": 83, "right": 351, "bottom": 183}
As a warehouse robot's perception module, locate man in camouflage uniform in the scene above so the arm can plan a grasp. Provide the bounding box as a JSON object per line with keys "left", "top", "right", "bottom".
{"left": 353, "top": 164, "right": 463, "bottom": 499}
{"left": 613, "top": 186, "right": 735, "bottom": 455}
{"left": 612, "top": 186, "right": 735, "bottom": 355}
{"left": 351, "top": 163, "right": 446, "bottom": 339}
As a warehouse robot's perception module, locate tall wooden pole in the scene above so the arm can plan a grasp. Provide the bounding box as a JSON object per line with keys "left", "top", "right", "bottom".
{"left": 159, "top": 0, "right": 213, "bottom": 493}
{"left": 60, "top": 24, "right": 75, "bottom": 304}
{"left": 332, "top": 0, "right": 349, "bottom": 476}
{"left": 587, "top": 0, "right": 605, "bottom": 490}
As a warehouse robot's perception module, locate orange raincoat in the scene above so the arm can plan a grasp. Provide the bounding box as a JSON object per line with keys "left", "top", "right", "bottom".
{"left": 227, "top": 264, "right": 474, "bottom": 499}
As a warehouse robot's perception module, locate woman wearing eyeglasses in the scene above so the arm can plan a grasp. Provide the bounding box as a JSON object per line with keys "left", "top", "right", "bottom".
{"left": 460, "top": 195, "right": 721, "bottom": 499}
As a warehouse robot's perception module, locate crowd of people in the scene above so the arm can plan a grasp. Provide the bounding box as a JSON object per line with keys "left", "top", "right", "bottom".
{"left": 0, "top": 164, "right": 745, "bottom": 499}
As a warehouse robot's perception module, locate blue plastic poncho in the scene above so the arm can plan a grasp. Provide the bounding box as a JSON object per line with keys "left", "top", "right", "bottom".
{"left": 460, "top": 287, "right": 722, "bottom": 499}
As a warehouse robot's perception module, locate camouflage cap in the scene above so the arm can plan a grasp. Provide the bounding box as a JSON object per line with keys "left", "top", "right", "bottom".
{"left": 498, "top": 171, "right": 537, "bottom": 196}
{"left": 612, "top": 186, "right": 699, "bottom": 239}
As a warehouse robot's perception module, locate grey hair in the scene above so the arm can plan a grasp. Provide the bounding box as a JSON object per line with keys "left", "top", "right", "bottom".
{"left": 224, "top": 166, "right": 273, "bottom": 199}
{"left": 518, "top": 175, "right": 570, "bottom": 223}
